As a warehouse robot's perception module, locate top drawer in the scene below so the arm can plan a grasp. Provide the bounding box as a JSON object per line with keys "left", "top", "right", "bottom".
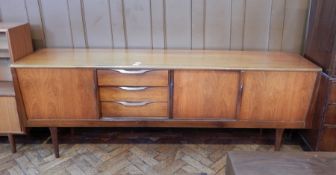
{"left": 97, "top": 69, "right": 168, "bottom": 86}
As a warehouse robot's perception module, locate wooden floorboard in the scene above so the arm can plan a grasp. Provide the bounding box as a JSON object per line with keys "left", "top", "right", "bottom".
{"left": 0, "top": 128, "right": 303, "bottom": 174}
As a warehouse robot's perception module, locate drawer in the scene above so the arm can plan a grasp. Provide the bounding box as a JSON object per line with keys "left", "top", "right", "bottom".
{"left": 325, "top": 105, "right": 336, "bottom": 125}
{"left": 329, "top": 83, "right": 336, "bottom": 104}
{"left": 100, "top": 87, "right": 168, "bottom": 102}
{"left": 318, "top": 128, "right": 336, "bottom": 151}
{"left": 101, "top": 101, "right": 168, "bottom": 117}
{"left": 97, "top": 69, "right": 168, "bottom": 86}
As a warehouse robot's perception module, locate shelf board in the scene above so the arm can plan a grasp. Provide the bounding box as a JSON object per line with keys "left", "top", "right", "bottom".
{"left": 0, "top": 49, "right": 9, "bottom": 58}
{"left": 0, "top": 81, "right": 15, "bottom": 96}
{"left": 0, "top": 58, "right": 12, "bottom": 81}
{"left": 0, "top": 40, "right": 8, "bottom": 50}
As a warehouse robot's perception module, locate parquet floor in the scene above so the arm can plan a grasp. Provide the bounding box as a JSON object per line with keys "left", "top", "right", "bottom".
{"left": 0, "top": 128, "right": 303, "bottom": 175}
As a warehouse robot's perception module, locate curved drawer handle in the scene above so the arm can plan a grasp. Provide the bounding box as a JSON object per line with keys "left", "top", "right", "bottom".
{"left": 119, "top": 86, "right": 148, "bottom": 91}
{"left": 114, "top": 69, "right": 150, "bottom": 74}
{"left": 116, "top": 101, "right": 152, "bottom": 106}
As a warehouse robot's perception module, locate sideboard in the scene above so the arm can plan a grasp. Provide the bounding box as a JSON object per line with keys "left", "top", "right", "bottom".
{"left": 11, "top": 49, "right": 321, "bottom": 157}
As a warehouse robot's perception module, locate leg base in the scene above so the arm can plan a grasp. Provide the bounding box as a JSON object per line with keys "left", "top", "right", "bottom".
{"left": 49, "top": 127, "right": 59, "bottom": 158}
{"left": 275, "top": 129, "right": 285, "bottom": 151}
{"left": 7, "top": 134, "right": 16, "bottom": 153}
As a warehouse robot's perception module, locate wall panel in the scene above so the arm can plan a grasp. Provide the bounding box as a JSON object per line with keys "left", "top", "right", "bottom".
{"left": 204, "top": 0, "right": 231, "bottom": 49}
{"left": 165, "top": 0, "right": 191, "bottom": 49}
{"left": 268, "top": 0, "right": 286, "bottom": 51}
{"left": 83, "top": 0, "right": 113, "bottom": 48}
{"left": 230, "top": 0, "right": 245, "bottom": 50}
{"left": 282, "top": 0, "right": 309, "bottom": 53}
{"left": 0, "top": 0, "right": 310, "bottom": 53}
{"left": 0, "top": 0, "right": 28, "bottom": 22}
{"left": 124, "top": 0, "right": 151, "bottom": 48}
{"left": 40, "top": 0, "right": 73, "bottom": 47}
{"left": 25, "top": 0, "right": 45, "bottom": 49}
{"left": 110, "top": 0, "right": 126, "bottom": 48}
{"left": 243, "top": 0, "right": 272, "bottom": 50}
{"left": 191, "top": 0, "right": 204, "bottom": 49}
{"left": 151, "top": 0, "right": 165, "bottom": 49}
{"left": 68, "top": 0, "right": 86, "bottom": 48}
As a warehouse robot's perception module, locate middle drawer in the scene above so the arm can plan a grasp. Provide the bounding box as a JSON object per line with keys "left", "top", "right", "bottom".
{"left": 99, "top": 86, "right": 168, "bottom": 102}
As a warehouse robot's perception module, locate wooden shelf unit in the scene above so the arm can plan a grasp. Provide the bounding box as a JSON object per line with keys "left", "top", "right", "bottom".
{"left": 0, "top": 22, "right": 33, "bottom": 153}
{"left": 0, "top": 32, "right": 9, "bottom": 58}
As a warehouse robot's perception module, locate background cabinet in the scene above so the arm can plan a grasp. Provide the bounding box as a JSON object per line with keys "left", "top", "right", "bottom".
{"left": 301, "top": 0, "right": 336, "bottom": 151}
{"left": 16, "top": 69, "right": 98, "bottom": 119}
{"left": 304, "top": 0, "right": 336, "bottom": 76}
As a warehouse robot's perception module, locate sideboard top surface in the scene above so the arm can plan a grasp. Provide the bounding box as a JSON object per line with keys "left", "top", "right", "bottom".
{"left": 11, "top": 49, "right": 321, "bottom": 71}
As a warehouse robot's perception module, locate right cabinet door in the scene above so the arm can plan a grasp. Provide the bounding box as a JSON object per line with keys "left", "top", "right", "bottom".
{"left": 239, "top": 71, "right": 317, "bottom": 122}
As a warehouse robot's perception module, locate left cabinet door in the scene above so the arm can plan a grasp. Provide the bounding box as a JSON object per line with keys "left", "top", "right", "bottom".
{"left": 16, "top": 69, "right": 98, "bottom": 119}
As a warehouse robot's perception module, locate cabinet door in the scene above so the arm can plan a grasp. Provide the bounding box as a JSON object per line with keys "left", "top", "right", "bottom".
{"left": 173, "top": 70, "right": 240, "bottom": 119}
{"left": 17, "top": 68, "right": 98, "bottom": 119}
{"left": 239, "top": 71, "right": 317, "bottom": 122}
{"left": 0, "top": 97, "right": 22, "bottom": 133}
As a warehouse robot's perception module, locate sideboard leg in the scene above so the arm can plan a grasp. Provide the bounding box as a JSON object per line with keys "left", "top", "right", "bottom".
{"left": 275, "top": 129, "right": 285, "bottom": 151}
{"left": 7, "top": 134, "right": 16, "bottom": 153}
{"left": 70, "top": 128, "right": 75, "bottom": 136}
{"left": 49, "top": 127, "right": 59, "bottom": 158}
{"left": 259, "top": 129, "right": 263, "bottom": 137}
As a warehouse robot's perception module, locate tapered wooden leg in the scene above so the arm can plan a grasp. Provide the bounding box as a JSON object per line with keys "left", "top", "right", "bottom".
{"left": 49, "top": 127, "right": 59, "bottom": 158}
{"left": 275, "top": 129, "right": 285, "bottom": 151}
{"left": 70, "top": 128, "right": 75, "bottom": 136}
{"left": 259, "top": 129, "right": 263, "bottom": 137}
{"left": 7, "top": 134, "right": 16, "bottom": 153}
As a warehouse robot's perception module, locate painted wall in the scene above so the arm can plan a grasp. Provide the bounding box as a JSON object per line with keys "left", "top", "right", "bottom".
{"left": 0, "top": 0, "right": 309, "bottom": 53}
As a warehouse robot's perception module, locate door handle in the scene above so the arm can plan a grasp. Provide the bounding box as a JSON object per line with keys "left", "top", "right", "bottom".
{"left": 116, "top": 101, "right": 152, "bottom": 107}
{"left": 119, "top": 86, "right": 148, "bottom": 91}
{"left": 114, "top": 69, "right": 150, "bottom": 74}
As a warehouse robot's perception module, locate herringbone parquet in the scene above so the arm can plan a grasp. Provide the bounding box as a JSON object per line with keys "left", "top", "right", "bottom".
{"left": 0, "top": 142, "right": 302, "bottom": 175}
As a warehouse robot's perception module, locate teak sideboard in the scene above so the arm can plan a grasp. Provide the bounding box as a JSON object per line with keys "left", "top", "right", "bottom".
{"left": 10, "top": 49, "right": 321, "bottom": 158}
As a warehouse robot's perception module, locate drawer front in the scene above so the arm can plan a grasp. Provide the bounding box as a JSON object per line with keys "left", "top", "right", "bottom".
{"left": 100, "top": 87, "right": 168, "bottom": 102}
{"left": 101, "top": 102, "right": 168, "bottom": 117}
{"left": 97, "top": 69, "right": 168, "bottom": 86}
{"left": 329, "top": 83, "right": 336, "bottom": 104}
{"left": 325, "top": 105, "right": 336, "bottom": 125}
{"left": 318, "top": 128, "right": 336, "bottom": 151}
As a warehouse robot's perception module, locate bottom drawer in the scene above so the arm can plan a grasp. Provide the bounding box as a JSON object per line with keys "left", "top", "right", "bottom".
{"left": 101, "top": 101, "right": 168, "bottom": 117}
{"left": 325, "top": 105, "right": 336, "bottom": 125}
{"left": 318, "top": 127, "right": 336, "bottom": 151}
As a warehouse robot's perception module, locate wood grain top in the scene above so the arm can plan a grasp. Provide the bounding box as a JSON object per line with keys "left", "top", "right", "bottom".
{"left": 12, "top": 49, "right": 321, "bottom": 71}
